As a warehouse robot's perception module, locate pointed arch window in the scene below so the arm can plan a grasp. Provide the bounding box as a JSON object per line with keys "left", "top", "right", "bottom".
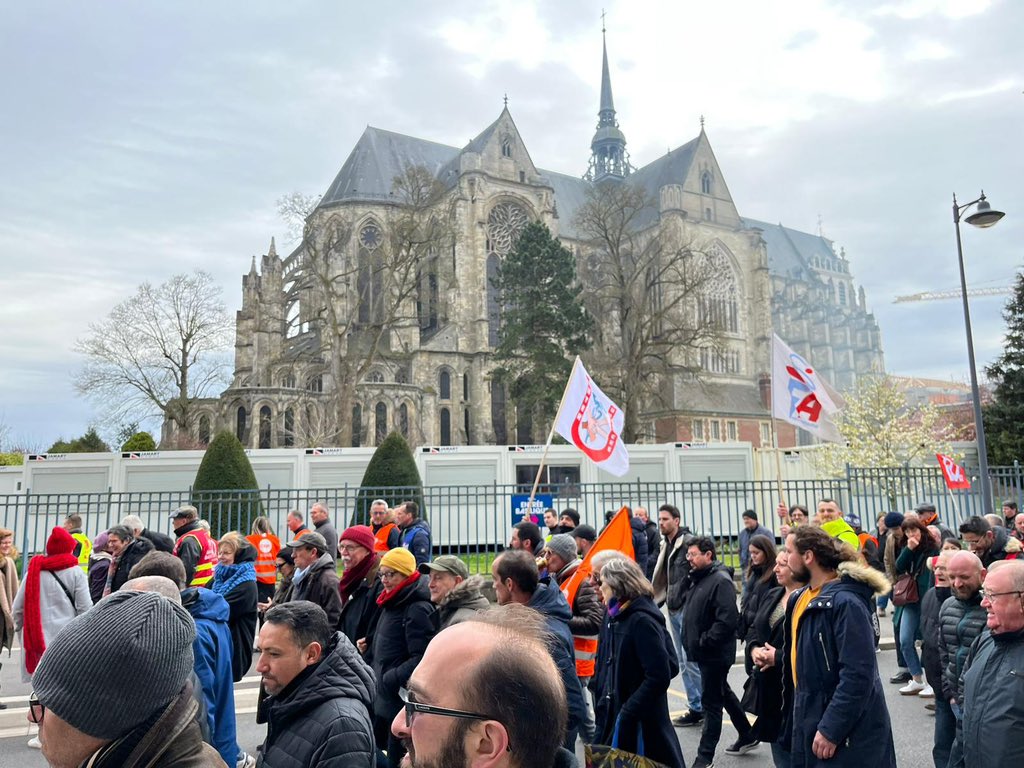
{"left": 357, "top": 222, "right": 384, "bottom": 325}
{"left": 701, "top": 172, "right": 713, "bottom": 194}
{"left": 198, "top": 414, "right": 211, "bottom": 446}
{"left": 464, "top": 409, "right": 471, "bottom": 444}
{"left": 490, "top": 380, "right": 507, "bottom": 445}
{"left": 259, "top": 406, "right": 272, "bottom": 449}
{"left": 375, "top": 402, "right": 388, "bottom": 444}
{"left": 236, "top": 407, "right": 247, "bottom": 443}
{"left": 399, "top": 403, "right": 410, "bottom": 439}
{"left": 283, "top": 408, "right": 295, "bottom": 447}
{"left": 697, "top": 247, "right": 740, "bottom": 333}
{"left": 486, "top": 202, "right": 529, "bottom": 347}
{"left": 440, "top": 408, "right": 452, "bottom": 446}
{"left": 439, "top": 370, "right": 451, "bottom": 400}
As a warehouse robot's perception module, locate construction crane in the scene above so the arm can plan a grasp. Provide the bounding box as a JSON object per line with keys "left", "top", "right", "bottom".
{"left": 893, "top": 286, "right": 1010, "bottom": 304}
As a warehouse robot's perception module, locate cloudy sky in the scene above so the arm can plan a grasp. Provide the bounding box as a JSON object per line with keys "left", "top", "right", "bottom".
{"left": 1, "top": 0, "right": 1020, "bottom": 449}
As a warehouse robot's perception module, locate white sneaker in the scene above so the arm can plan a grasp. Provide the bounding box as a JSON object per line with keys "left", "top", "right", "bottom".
{"left": 899, "top": 679, "right": 926, "bottom": 695}
{"left": 236, "top": 753, "right": 256, "bottom": 768}
{"left": 27, "top": 736, "right": 41, "bottom": 749}
{"left": 918, "top": 685, "right": 935, "bottom": 698}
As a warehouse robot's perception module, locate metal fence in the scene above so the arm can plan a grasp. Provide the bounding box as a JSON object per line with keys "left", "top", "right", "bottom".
{"left": 3, "top": 462, "right": 1021, "bottom": 572}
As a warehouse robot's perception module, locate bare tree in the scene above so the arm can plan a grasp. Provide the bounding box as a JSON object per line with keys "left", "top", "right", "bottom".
{"left": 73, "top": 271, "right": 233, "bottom": 444}
{"left": 277, "top": 191, "right": 321, "bottom": 249}
{"left": 573, "top": 182, "right": 727, "bottom": 442}
{"left": 286, "top": 165, "right": 457, "bottom": 446}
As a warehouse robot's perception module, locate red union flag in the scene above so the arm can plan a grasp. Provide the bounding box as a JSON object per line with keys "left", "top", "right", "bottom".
{"left": 771, "top": 334, "right": 844, "bottom": 443}
{"left": 937, "top": 453, "right": 971, "bottom": 490}
{"left": 554, "top": 357, "right": 629, "bottom": 477}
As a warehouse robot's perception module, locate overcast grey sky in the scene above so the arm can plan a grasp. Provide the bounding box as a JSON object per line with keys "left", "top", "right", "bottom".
{"left": 1, "top": 0, "right": 1020, "bottom": 448}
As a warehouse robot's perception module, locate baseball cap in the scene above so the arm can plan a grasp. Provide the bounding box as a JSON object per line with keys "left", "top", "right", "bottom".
{"left": 287, "top": 531, "right": 329, "bottom": 551}
{"left": 418, "top": 555, "right": 469, "bottom": 579}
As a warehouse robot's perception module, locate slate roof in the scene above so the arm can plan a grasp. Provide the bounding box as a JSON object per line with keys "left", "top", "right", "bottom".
{"left": 675, "top": 381, "right": 767, "bottom": 416}
{"left": 316, "top": 125, "right": 833, "bottom": 282}
{"left": 741, "top": 218, "right": 838, "bottom": 280}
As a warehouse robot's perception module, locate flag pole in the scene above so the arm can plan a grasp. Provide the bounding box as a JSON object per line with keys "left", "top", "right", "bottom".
{"left": 768, "top": 338, "right": 790, "bottom": 527}
{"left": 527, "top": 357, "right": 579, "bottom": 508}
{"left": 945, "top": 485, "right": 962, "bottom": 521}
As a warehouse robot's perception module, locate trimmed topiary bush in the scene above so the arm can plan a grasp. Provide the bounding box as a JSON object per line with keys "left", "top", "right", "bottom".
{"left": 191, "top": 430, "right": 262, "bottom": 538}
{"left": 351, "top": 431, "right": 424, "bottom": 526}
{"left": 121, "top": 431, "right": 157, "bottom": 452}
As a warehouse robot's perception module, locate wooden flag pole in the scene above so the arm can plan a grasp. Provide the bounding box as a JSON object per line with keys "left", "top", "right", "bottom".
{"left": 945, "top": 484, "right": 962, "bottom": 521}
{"left": 771, "top": 418, "right": 792, "bottom": 526}
{"left": 527, "top": 357, "right": 579, "bottom": 508}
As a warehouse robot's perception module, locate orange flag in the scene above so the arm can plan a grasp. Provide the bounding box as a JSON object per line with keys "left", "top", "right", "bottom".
{"left": 560, "top": 506, "right": 635, "bottom": 606}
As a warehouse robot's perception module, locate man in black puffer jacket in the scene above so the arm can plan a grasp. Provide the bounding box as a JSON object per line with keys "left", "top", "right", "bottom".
{"left": 257, "top": 601, "right": 375, "bottom": 768}
{"left": 938, "top": 551, "right": 987, "bottom": 768}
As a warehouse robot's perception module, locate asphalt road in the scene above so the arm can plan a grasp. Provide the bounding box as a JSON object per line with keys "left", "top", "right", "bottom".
{"left": 0, "top": 634, "right": 939, "bottom": 768}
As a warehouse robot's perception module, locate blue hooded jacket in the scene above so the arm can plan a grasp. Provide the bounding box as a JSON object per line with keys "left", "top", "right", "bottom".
{"left": 182, "top": 586, "right": 238, "bottom": 767}
{"left": 529, "top": 582, "right": 585, "bottom": 735}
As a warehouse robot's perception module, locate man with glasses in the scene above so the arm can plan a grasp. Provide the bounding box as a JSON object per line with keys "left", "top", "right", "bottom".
{"left": 338, "top": 526, "right": 384, "bottom": 654}
{"left": 390, "top": 604, "right": 577, "bottom": 767}
{"left": 955, "top": 560, "right": 1024, "bottom": 767}
{"left": 256, "top": 601, "right": 376, "bottom": 767}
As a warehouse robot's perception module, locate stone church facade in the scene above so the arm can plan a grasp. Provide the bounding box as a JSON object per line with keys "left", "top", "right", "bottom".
{"left": 186, "top": 37, "right": 884, "bottom": 451}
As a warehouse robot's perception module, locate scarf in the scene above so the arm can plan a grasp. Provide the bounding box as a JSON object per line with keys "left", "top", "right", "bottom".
{"left": 211, "top": 561, "right": 257, "bottom": 595}
{"left": 23, "top": 527, "right": 80, "bottom": 675}
{"left": 606, "top": 597, "right": 631, "bottom": 618}
{"left": 340, "top": 552, "right": 379, "bottom": 603}
{"left": 377, "top": 571, "right": 421, "bottom": 607}
{"left": 102, "top": 554, "right": 121, "bottom": 599}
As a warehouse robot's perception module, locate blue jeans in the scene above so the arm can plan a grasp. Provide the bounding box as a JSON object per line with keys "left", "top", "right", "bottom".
{"left": 669, "top": 608, "right": 703, "bottom": 713}
{"left": 898, "top": 601, "right": 923, "bottom": 677}
{"left": 933, "top": 697, "right": 955, "bottom": 768}
{"left": 877, "top": 593, "right": 889, "bottom": 611}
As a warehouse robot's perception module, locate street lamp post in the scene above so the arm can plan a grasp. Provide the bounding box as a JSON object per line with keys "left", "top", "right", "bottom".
{"left": 952, "top": 191, "right": 1005, "bottom": 516}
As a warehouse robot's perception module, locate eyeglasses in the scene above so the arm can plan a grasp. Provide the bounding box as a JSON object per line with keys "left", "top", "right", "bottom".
{"left": 379, "top": 569, "right": 402, "bottom": 580}
{"left": 338, "top": 543, "right": 362, "bottom": 553}
{"left": 28, "top": 692, "right": 45, "bottom": 724}
{"left": 979, "top": 588, "right": 1024, "bottom": 602}
{"left": 399, "top": 687, "right": 499, "bottom": 732}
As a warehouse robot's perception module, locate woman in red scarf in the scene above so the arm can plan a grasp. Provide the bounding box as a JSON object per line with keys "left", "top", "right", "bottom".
{"left": 13, "top": 526, "right": 91, "bottom": 748}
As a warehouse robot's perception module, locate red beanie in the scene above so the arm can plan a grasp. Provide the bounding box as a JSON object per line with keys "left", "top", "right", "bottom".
{"left": 340, "top": 525, "right": 376, "bottom": 553}
{"left": 46, "top": 526, "right": 77, "bottom": 557}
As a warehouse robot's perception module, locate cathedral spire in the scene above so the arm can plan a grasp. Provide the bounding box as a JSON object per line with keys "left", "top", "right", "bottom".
{"left": 585, "top": 20, "right": 631, "bottom": 182}
{"left": 268, "top": 236, "right": 277, "bottom": 258}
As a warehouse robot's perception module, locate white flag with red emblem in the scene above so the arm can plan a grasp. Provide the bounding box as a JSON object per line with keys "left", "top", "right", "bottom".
{"left": 936, "top": 453, "right": 971, "bottom": 490}
{"left": 771, "top": 334, "right": 844, "bottom": 443}
{"left": 554, "top": 357, "right": 630, "bottom": 477}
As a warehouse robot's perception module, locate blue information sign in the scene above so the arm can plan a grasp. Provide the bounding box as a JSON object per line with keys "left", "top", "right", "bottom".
{"left": 510, "top": 494, "right": 554, "bottom": 527}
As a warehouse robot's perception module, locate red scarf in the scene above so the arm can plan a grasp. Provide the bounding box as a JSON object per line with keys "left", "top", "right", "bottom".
{"left": 339, "top": 552, "right": 379, "bottom": 604}
{"left": 23, "top": 527, "right": 80, "bottom": 674}
{"left": 376, "top": 571, "right": 420, "bottom": 606}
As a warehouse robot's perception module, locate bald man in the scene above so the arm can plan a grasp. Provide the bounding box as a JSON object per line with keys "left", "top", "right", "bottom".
{"left": 937, "top": 551, "right": 986, "bottom": 768}
{"left": 391, "top": 607, "right": 576, "bottom": 768}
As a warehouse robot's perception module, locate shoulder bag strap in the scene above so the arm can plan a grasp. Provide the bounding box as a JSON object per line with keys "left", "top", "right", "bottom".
{"left": 49, "top": 570, "right": 77, "bottom": 610}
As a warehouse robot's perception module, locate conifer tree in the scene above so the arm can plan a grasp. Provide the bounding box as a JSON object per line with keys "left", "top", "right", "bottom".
{"left": 192, "top": 430, "right": 262, "bottom": 537}
{"left": 352, "top": 431, "right": 423, "bottom": 525}
{"left": 492, "top": 221, "right": 592, "bottom": 441}
{"left": 984, "top": 271, "right": 1024, "bottom": 465}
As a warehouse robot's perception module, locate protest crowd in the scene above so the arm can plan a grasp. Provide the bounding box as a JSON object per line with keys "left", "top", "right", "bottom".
{"left": 1, "top": 491, "right": 1023, "bottom": 768}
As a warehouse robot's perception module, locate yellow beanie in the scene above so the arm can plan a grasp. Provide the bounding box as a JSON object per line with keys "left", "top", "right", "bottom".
{"left": 380, "top": 547, "right": 417, "bottom": 577}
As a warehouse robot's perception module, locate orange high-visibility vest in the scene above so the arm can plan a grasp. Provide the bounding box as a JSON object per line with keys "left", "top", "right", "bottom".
{"left": 174, "top": 527, "right": 218, "bottom": 587}
{"left": 373, "top": 523, "right": 398, "bottom": 553}
{"left": 560, "top": 571, "right": 600, "bottom": 678}
{"left": 246, "top": 533, "right": 281, "bottom": 585}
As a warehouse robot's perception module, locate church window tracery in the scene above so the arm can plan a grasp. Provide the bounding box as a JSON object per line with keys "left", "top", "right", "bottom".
{"left": 697, "top": 247, "right": 740, "bottom": 333}
{"left": 375, "top": 402, "right": 388, "bottom": 444}
{"left": 701, "top": 172, "right": 713, "bottom": 194}
{"left": 259, "top": 406, "right": 272, "bottom": 449}
{"left": 486, "top": 202, "right": 529, "bottom": 346}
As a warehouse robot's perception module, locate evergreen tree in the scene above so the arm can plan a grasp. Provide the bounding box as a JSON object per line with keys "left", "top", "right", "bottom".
{"left": 352, "top": 431, "right": 423, "bottom": 525}
{"left": 492, "top": 221, "right": 593, "bottom": 440}
{"left": 984, "top": 271, "right": 1024, "bottom": 465}
{"left": 191, "top": 430, "right": 262, "bottom": 537}
{"left": 121, "top": 431, "right": 157, "bottom": 452}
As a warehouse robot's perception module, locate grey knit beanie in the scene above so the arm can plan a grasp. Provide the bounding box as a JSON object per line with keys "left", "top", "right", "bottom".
{"left": 546, "top": 533, "right": 579, "bottom": 565}
{"left": 33, "top": 590, "right": 196, "bottom": 739}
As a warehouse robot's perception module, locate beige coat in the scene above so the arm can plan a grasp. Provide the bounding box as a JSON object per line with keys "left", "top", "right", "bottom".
{"left": 0, "top": 557, "right": 19, "bottom": 654}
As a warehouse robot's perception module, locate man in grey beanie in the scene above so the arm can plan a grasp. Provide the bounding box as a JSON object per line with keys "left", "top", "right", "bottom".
{"left": 29, "top": 590, "right": 225, "bottom": 767}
